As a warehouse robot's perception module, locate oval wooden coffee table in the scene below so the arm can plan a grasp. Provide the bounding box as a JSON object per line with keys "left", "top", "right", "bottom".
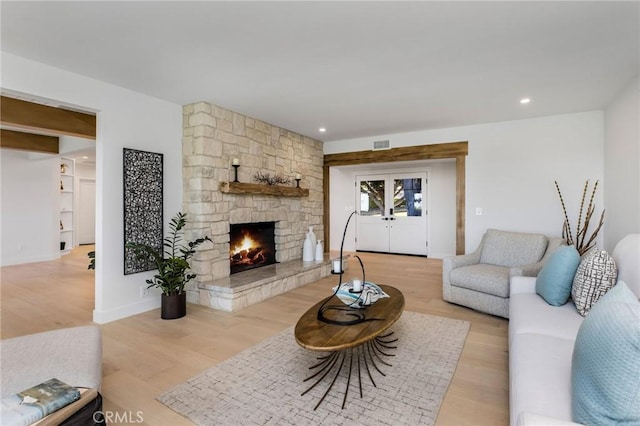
{"left": 294, "top": 285, "right": 405, "bottom": 410}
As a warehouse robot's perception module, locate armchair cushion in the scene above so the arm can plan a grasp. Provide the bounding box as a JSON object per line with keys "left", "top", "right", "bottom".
{"left": 450, "top": 264, "right": 510, "bottom": 298}
{"left": 480, "top": 229, "right": 548, "bottom": 267}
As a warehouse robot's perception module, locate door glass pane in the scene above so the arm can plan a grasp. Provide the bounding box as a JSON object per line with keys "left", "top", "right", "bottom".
{"left": 359, "top": 180, "right": 385, "bottom": 216}
{"left": 393, "top": 178, "right": 422, "bottom": 217}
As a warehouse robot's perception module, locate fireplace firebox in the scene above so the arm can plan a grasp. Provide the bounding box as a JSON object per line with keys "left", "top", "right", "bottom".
{"left": 229, "top": 222, "right": 276, "bottom": 274}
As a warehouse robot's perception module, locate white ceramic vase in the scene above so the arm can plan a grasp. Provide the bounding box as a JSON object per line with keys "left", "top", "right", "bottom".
{"left": 303, "top": 232, "right": 314, "bottom": 262}
{"left": 308, "top": 226, "right": 317, "bottom": 248}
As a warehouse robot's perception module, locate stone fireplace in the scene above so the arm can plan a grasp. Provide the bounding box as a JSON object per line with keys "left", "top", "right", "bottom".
{"left": 229, "top": 221, "right": 277, "bottom": 274}
{"left": 181, "top": 101, "right": 329, "bottom": 311}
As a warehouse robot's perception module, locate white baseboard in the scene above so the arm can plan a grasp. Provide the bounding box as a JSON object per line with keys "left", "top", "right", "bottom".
{"left": 93, "top": 297, "right": 161, "bottom": 324}
{"left": 1, "top": 253, "right": 60, "bottom": 267}
{"left": 428, "top": 252, "right": 455, "bottom": 260}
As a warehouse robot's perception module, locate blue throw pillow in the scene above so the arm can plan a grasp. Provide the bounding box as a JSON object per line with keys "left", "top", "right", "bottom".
{"left": 571, "top": 281, "right": 640, "bottom": 425}
{"left": 535, "top": 245, "right": 581, "bottom": 306}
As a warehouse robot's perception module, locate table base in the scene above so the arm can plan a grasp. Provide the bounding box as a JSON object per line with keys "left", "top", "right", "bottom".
{"left": 301, "top": 331, "right": 398, "bottom": 410}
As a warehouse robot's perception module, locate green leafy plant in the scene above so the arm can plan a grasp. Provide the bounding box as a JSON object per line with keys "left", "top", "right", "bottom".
{"left": 554, "top": 180, "right": 605, "bottom": 255}
{"left": 126, "top": 212, "right": 211, "bottom": 295}
{"left": 87, "top": 251, "right": 95, "bottom": 270}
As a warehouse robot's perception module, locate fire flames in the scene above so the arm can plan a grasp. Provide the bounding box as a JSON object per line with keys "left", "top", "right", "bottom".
{"left": 231, "top": 235, "right": 256, "bottom": 256}
{"left": 230, "top": 234, "right": 266, "bottom": 267}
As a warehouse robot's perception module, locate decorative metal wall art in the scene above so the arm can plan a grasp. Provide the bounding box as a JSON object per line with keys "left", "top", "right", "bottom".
{"left": 123, "top": 148, "right": 163, "bottom": 275}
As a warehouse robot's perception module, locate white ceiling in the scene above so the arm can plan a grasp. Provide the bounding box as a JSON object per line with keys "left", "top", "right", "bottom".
{"left": 1, "top": 1, "right": 638, "bottom": 142}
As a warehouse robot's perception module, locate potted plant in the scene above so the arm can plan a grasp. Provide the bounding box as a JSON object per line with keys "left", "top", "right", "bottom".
{"left": 126, "top": 212, "right": 211, "bottom": 319}
{"left": 87, "top": 250, "right": 95, "bottom": 269}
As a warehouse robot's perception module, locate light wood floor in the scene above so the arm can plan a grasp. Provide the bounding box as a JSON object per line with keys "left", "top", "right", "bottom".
{"left": 1, "top": 246, "right": 509, "bottom": 425}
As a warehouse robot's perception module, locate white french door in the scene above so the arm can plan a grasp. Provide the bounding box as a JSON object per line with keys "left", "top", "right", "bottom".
{"left": 356, "top": 172, "right": 428, "bottom": 256}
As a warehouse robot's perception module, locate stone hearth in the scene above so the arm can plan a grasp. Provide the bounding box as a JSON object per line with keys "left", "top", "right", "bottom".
{"left": 199, "top": 256, "right": 331, "bottom": 312}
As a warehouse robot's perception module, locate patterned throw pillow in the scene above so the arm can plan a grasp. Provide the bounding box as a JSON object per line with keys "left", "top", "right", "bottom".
{"left": 571, "top": 249, "right": 617, "bottom": 316}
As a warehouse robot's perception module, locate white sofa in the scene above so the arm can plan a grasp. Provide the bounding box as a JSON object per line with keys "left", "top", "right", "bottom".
{"left": 508, "top": 234, "right": 640, "bottom": 425}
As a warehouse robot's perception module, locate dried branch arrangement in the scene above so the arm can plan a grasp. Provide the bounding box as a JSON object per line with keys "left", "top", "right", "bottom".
{"left": 554, "top": 180, "right": 605, "bottom": 255}
{"left": 253, "top": 172, "right": 291, "bottom": 186}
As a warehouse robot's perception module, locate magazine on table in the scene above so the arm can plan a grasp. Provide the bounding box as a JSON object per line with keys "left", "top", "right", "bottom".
{"left": 0, "top": 378, "right": 80, "bottom": 426}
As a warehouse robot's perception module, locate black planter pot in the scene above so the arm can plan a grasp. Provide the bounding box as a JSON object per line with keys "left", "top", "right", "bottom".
{"left": 161, "top": 293, "right": 186, "bottom": 320}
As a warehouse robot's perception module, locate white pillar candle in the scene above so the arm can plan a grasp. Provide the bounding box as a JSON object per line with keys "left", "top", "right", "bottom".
{"left": 352, "top": 279, "right": 362, "bottom": 292}
{"left": 232, "top": 158, "right": 239, "bottom": 166}
{"left": 295, "top": 173, "right": 302, "bottom": 180}
{"left": 332, "top": 259, "right": 342, "bottom": 273}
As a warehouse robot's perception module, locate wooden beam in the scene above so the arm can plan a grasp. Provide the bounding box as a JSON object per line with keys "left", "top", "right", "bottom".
{"left": 323, "top": 141, "right": 468, "bottom": 255}
{"left": 324, "top": 141, "right": 468, "bottom": 167}
{"left": 456, "top": 155, "right": 466, "bottom": 255}
{"left": 0, "top": 129, "right": 59, "bottom": 154}
{"left": 323, "top": 164, "right": 330, "bottom": 253}
{"left": 1, "top": 96, "right": 96, "bottom": 139}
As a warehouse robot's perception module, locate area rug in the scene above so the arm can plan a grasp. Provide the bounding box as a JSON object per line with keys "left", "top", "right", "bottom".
{"left": 158, "top": 311, "right": 470, "bottom": 426}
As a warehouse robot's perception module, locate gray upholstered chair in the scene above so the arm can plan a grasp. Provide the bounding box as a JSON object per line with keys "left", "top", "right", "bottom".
{"left": 443, "top": 229, "right": 564, "bottom": 318}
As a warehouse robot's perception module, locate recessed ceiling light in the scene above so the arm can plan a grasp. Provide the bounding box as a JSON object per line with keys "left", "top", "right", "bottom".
{"left": 82, "top": 156, "right": 89, "bottom": 159}
{"left": 520, "top": 98, "right": 531, "bottom": 104}
{"left": 318, "top": 127, "right": 326, "bottom": 133}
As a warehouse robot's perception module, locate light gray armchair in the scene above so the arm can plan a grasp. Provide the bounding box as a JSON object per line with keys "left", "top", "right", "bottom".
{"left": 443, "top": 229, "right": 564, "bottom": 318}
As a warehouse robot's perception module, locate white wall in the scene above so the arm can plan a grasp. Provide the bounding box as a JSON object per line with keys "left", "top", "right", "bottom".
{"left": 60, "top": 135, "right": 95, "bottom": 154}
{"left": 76, "top": 163, "right": 96, "bottom": 180}
{"left": 429, "top": 161, "right": 456, "bottom": 257}
{"left": 0, "top": 150, "right": 60, "bottom": 265}
{"left": 325, "top": 111, "right": 605, "bottom": 252}
{"left": 604, "top": 76, "right": 640, "bottom": 251}
{"left": 329, "top": 160, "right": 456, "bottom": 258}
{"left": 1, "top": 52, "right": 183, "bottom": 323}
{"left": 75, "top": 162, "right": 96, "bottom": 246}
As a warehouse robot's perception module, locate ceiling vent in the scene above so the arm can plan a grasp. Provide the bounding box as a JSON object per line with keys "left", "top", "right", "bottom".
{"left": 372, "top": 140, "right": 390, "bottom": 150}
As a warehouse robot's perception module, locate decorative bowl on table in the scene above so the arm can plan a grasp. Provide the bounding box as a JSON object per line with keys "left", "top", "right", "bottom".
{"left": 332, "top": 281, "right": 389, "bottom": 308}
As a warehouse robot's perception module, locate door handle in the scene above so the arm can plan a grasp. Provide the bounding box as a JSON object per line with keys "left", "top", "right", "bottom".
{"left": 389, "top": 217, "right": 396, "bottom": 221}
{"left": 381, "top": 217, "right": 389, "bottom": 221}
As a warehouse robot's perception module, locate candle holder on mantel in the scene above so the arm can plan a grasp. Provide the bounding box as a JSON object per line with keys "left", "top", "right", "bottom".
{"left": 295, "top": 174, "right": 302, "bottom": 188}
{"left": 231, "top": 158, "right": 240, "bottom": 182}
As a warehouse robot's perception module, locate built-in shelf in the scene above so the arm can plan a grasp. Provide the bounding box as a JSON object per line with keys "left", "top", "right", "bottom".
{"left": 219, "top": 181, "right": 309, "bottom": 197}
{"left": 60, "top": 157, "right": 75, "bottom": 254}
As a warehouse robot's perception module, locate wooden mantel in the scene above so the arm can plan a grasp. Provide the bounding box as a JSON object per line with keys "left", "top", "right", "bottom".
{"left": 219, "top": 181, "right": 309, "bottom": 197}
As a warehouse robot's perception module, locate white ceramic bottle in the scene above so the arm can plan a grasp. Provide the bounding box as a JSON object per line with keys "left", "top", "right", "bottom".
{"left": 315, "top": 240, "right": 323, "bottom": 261}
